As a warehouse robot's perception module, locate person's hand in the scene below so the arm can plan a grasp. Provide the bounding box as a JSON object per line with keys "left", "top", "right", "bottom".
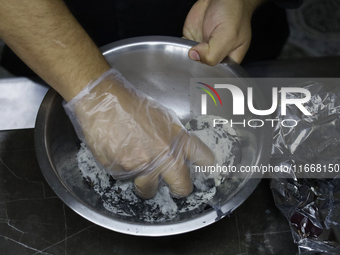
{"left": 64, "top": 69, "right": 215, "bottom": 199}
{"left": 183, "top": 0, "right": 266, "bottom": 65}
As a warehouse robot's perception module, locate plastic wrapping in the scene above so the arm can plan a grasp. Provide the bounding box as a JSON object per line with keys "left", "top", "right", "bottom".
{"left": 63, "top": 68, "right": 215, "bottom": 199}
{"left": 270, "top": 82, "right": 340, "bottom": 254}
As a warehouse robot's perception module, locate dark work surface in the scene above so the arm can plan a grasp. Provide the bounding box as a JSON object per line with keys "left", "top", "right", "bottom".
{"left": 0, "top": 129, "right": 297, "bottom": 255}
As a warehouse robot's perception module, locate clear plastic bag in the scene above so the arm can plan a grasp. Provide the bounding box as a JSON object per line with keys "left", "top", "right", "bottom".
{"left": 270, "top": 82, "right": 340, "bottom": 253}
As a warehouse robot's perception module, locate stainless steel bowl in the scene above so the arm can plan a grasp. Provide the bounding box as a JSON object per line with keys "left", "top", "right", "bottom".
{"left": 35, "top": 36, "right": 272, "bottom": 236}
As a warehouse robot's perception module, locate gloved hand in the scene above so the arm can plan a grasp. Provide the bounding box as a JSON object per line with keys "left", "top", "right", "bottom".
{"left": 64, "top": 69, "right": 215, "bottom": 199}
{"left": 183, "top": 0, "right": 266, "bottom": 65}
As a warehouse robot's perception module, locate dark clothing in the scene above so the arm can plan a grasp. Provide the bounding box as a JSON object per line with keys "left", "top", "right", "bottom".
{"left": 273, "top": 0, "right": 303, "bottom": 9}
{"left": 1, "top": 0, "right": 302, "bottom": 76}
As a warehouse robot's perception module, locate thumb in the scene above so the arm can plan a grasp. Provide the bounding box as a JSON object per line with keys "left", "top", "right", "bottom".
{"left": 188, "top": 26, "right": 250, "bottom": 65}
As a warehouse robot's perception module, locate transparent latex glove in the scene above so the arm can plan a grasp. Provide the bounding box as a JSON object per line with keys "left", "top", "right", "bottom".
{"left": 64, "top": 69, "right": 215, "bottom": 199}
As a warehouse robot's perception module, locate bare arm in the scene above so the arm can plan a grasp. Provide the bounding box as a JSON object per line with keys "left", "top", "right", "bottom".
{"left": 0, "top": 0, "right": 111, "bottom": 101}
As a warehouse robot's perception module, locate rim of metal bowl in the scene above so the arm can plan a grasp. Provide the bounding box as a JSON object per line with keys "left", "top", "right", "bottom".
{"left": 34, "top": 36, "right": 268, "bottom": 236}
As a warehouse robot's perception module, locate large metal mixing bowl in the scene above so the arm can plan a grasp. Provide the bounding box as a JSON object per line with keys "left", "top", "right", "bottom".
{"left": 35, "top": 36, "right": 272, "bottom": 236}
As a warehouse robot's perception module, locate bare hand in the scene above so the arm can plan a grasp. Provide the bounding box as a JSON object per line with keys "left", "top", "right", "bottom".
{"left": 183, "top": 0, "right": 264, "bottom": 65}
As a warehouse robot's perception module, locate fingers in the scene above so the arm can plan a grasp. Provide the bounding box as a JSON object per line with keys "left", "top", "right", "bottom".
{"left": 134, "top": 141, "right": 194, "bottom": 199}
{"left": 161, "top": 158, "right": 193, "bottom": 198}
{"left": 134, "top": 171, "right": 159, "bottom": 199}
{"left": 188, "top": 24, "right": 250, "bottom": 65}
{"left": 134, "top": 155, "right": 193, "bottom": 199}
{"left": 133, "top": 130, "right": 213, "bottom": 200}
{"left": 189, "top": 24, "right": 233, "bottom": 66}
{"left": 185, "top": 133, "right": 215, "bottom": 167}
{"left": 227, "top": 40, "right": 251, "bottom": 64}
{"left": 182, "top": 0, "right": 210, "bottom": 42}
{"left": 162, "top": 132, "right": 214, "bottom": 198}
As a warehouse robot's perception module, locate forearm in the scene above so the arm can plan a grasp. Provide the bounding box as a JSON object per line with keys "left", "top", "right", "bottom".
{"left": 0, "top": 0, "right": 111, "bottom": 101}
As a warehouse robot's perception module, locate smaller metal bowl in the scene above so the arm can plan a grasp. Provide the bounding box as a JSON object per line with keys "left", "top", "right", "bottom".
{"left": 35, "top": 36, "right": 272, "bottom": 236}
